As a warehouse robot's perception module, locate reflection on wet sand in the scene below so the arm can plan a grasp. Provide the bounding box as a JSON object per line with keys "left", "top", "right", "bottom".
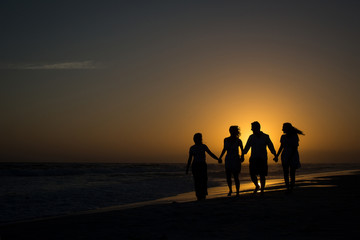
{"left": 83, "top": 169, "right": 360, "bottom": 215}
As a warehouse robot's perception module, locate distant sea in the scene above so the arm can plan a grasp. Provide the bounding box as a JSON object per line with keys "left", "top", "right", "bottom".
{"left": 1, "top": 162, "right": 359, "bottom": 223}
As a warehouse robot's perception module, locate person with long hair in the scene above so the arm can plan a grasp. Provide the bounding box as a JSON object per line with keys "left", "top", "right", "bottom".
{"left": 186, "top": 133, "right": 221, "bottom": 201}
{"left": 274, "top": 123, "right": 304, "bottom": 193}
{"left": 219, "top": 126, "right": 244, "bottom": 196}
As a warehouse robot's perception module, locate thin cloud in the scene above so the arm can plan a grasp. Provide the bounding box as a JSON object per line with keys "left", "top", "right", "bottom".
{"left": 2, "top": 61, "right": 105, "bottom": 70}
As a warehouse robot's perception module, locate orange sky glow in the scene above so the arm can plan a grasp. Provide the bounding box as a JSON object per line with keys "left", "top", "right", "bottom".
{"left": 1, "top": 2, "right": 360, "bottom": 163}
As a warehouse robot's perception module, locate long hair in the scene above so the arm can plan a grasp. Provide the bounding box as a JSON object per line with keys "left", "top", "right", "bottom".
{"left": 283, "top": 123, "right": 304, "bottom": 135}
{"left": 229, "top": 125, "right": 240, "bottom": 138}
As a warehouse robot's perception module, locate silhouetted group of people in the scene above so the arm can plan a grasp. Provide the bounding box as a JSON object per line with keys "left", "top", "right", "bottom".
{"left": 186, "top": 121, "right": 304, "bottom": 201}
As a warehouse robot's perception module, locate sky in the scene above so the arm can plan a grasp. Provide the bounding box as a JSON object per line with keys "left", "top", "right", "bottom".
{"left": 1, "top": 0, "right": 360, "bottom": 163}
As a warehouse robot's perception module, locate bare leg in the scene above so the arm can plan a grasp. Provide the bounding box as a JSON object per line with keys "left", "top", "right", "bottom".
{"left": 260, "top": 175, "right": 266, "bottom": 194}
{"left": 283, "top": 166, "right": 290, "bottom": 190}
{"left": 226, "top": 169, "right": 232, "bottom": 196}
{"left": 234, "top": 172, "right": 240, "bottom": 196}
{"left": 290, "top": 167, "right": 296, "bottom": 190}
{"left": 251, "top": 174, "right": 259, "bottom": 193}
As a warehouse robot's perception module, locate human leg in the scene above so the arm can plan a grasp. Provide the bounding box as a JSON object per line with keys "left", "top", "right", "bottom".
{"left": 256, "top": 159, "right": 267, "bottom": 194}
{"left": 192, "top": 172, "right": 201, "bottom": 200}
{"left": 249, "top": 162, "right": 260, "bottom": 193}
{"left": 282, "top": 165, "right": 290, "bottom": 190}
{"left": 225, "top": 168, "right": 233, "bottom": 196}
{"left": 250, "top": 173, "right": 259, "bottom": 193}
{"left": 290, "top": 167, "right": 296, "bottom": 190}
{"left": 233, "top": 171, "right": 240, "bottom": 195}
{"left": 200, "top": 163, "right": 208, "bottom": 199}
{"left": 260, "top": 175, "right": 266, "bottom": 194}
{"left": 192, "top": 163, "right": 207, "bottom": 200}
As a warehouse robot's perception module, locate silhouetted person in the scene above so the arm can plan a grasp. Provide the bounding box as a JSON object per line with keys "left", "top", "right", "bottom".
{"left": 219, "top": 126, "right": 244, "bottom": 196}
{"left": 243, "top": 121, "right": 276, "bottom": 195}
{"left": 274, "top": 123, "right": 304, "bottom": 193}
{"left": 186, "top": 133, "right": 221, "bottom": 201}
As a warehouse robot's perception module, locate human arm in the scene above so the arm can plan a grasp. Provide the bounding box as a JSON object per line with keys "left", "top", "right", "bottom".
{"left": 267, "top": 136, "right": 277, "bottom": 157}
{"left": 274, "top": 143, "right": 283, "bottom": 162}
{"left": 243, "top": 137, "right": 251, "bottom": 155}
{"left": 274, "top": 135, "right": 286, "bottom": 162}
{"left": 205, "top": 146, "right": 221, "bottom": 163}
{"left": 239, "top": 139, "right": 244, "bottom": 162}
{"left": 219, "top": 149, "right": 226, "bottom": 164}
{"left": 218, "top": 139, "right": 227, "bottom": 163}
{"left": 186, "top": 150, "right": 193, "bottom": 175}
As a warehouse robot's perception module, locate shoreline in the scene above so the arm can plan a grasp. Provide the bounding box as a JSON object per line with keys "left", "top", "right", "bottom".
{"left": 1, "top": 169, "right": 360, "bottom": 239}
{"left": 1, "top": 169, "right": 359, "bottom": 226}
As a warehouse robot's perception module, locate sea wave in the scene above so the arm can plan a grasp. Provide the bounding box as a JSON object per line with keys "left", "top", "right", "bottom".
{"left": 0, "top": 162, "right": 359, "bottom": 223}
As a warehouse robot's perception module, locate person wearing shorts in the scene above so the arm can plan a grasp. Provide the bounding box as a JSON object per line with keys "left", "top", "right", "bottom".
{"left": 243, "top": 121, "right": 276, "bottom": 194}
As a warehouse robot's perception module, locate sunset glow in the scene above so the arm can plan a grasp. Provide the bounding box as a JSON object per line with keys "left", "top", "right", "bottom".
{"left": 1, "top": 1, "right": 359, "bottom": 163}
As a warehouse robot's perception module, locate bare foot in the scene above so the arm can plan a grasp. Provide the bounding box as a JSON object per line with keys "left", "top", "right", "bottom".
{"left": 253, "top": 185, "right": 259, "bottom": 194}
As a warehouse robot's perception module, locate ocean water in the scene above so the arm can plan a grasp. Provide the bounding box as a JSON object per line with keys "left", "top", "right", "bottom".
{"left": 0, "top": 162, "right": 359, "bottom": 223}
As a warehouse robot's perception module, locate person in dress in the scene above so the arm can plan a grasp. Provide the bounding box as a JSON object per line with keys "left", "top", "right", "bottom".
{"left": 219, "top": 126, "right": 244, "bottom": 196}
{"left": 243, "top": 121, "right": 277, "bottom": 195}
{"left": 186, "top": 133, "right": 221, "bottom": 201}
{"left": 274, "top": 123, "right": 304, "bottom": 193}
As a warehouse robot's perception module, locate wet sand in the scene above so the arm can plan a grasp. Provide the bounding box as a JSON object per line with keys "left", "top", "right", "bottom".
{"left": 1, "top": 170, "right": 360, "bottom": 240}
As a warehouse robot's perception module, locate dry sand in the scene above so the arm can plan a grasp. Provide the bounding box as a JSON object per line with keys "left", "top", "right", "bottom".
{"left": 1, "top": 170, "right": 360, "bottom": 240}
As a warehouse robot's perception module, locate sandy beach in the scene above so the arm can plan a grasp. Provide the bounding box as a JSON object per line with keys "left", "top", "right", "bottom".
{"left": 1, "top": 170, "right": 360, "bottom": 240}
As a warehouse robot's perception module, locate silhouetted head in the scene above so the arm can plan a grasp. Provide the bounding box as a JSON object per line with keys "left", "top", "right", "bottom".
{"left": 282, "top": 122, "right": 304, "bottom": 135}
{"left": 229, "top": 125, "right": 240, "bottom": 138}
{"left": 282, "top": 123, "right": 293, "bottom": 134}
{"left": 251, "top": 121, "right": 261, "bottom": 134}
{"left": 193, "top": 133, "right": 203, "bottom": 145}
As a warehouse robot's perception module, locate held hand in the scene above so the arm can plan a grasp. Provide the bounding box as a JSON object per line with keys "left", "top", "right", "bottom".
{"left": 240, "top": 155, "right": 244, "bottom": 163}
{"left": 273, "top": 156, "right": 278, "bottom": 163}
{"left": 218, "top": 159, "right": 222, "bottom": 164}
